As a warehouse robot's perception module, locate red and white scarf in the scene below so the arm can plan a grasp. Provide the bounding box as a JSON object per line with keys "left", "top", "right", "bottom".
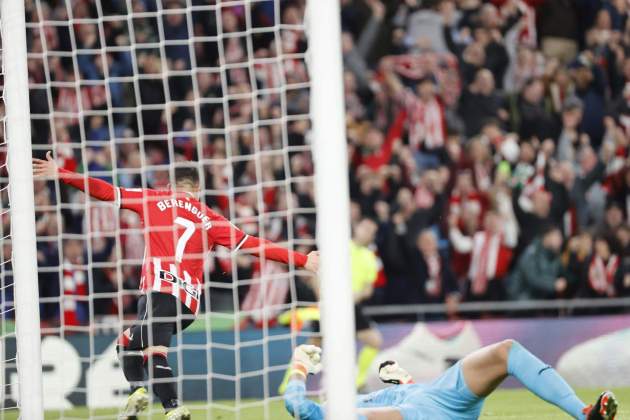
{"left": 588, "top": 255, "right": 619, "bottom": 296}
{"left": 404, "top": 92, "right": 445, "bottom": 150}
{"left": 62, "top": 260, "right": 87, "bottom": 326}
{"left": 469, "top": 231, "right": 502, "bottom": 296}
{"left": 425, "top": 254, "right": 442, "bottom": 297}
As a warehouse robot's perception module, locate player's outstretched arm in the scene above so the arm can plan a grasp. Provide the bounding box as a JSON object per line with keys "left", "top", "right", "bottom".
{"left": 283, "top": 345, "right": 324, "bottom": 420}
{"left": 208, "top": 214, "right": 319, "bottom": 272}
{"left": 33, "top": 151, "right": 117, "bottom": 202}
{"left": 283, "top": 346, "right": 404, "bottom": 420}
{"left": 239, "top": 235, "right": 319, "bottom": 273}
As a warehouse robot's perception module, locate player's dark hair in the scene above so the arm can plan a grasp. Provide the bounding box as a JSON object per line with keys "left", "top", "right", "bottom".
{"left": 174, "top": 167, "right": 200, "bottom": 186}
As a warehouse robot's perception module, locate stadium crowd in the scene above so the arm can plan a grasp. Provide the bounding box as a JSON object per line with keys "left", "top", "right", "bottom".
{"left": 9, "top": 0, "right": 630, "bottom": 327}
{"left": 341, "top": 0, "right": 630, "bottom": 311}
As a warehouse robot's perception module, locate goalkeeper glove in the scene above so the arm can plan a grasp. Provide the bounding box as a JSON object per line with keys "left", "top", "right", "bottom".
{"left": 289, "top": 344, "right": 323, "bottom": 378}
{"left": 378, "top": 360, "right": 413, "bottom": 385}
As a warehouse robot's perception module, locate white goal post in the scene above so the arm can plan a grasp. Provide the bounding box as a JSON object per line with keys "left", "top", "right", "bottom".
{"left": 1, "top": 0, "right": 45, "bottom": 418}
{"left": 307, "top": 0, "right": 357, "bottom": 419}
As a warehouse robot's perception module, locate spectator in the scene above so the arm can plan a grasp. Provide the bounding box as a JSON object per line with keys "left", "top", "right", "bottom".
{"left": 508, "top": 226, "right": 568, "bottom": 300}
{"left": 392, "top": 186, "right": 446, "bottom": 250}
{"left": 383, "top": 66, "right": 447, "bottom": 152}
{"left": 342, "top": 0, "right": 385, "bottom": 90}
{"left": 61, "top": 239, "right": 88, "bottom": 327}
{"left": 570, "top": 54, "right": 607, "bottom": 147}
{"left": 581, "top": 236, "right": 623, "bottom": 298}
{"left": 513, "top": 188, "right": 554, "bottom": 254}
{"left": 412, "top": 229, "right": 460, "bottom": 307}
{"left": 556, "top": 96, "right": 586, "bottom": 164}
{"left": 162, "top": 0, "right": 191, "bottom": 69}
{"left": 457, "top": 68, "right": 508, "bottom": 137}
{"left": 598, "top": 201, "right": 626, "bottom": 239}
{"left": 448, "top": 168, "right": 488, "bottom": 225}
{"left": 449, "top": 197, "right": 518, "bottom": 301}
{"left": 571, "top": 145, "right": 608, "bottom": 227}
{"left": 536, "top": 0, "right": 580, "bottom": 64}
{"left": 405, "top": 0, "right": 450, "bottom": 53}
{"left": 565, "top": 231, "right": 594, "bottom": 297}
{"left": 517, "top": 77, "right": 557, "bottom": 141}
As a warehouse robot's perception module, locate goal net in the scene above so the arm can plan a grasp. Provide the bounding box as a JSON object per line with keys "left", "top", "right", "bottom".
{"left": 0, "top": 19, "right": 19, "bottom": 417}
{"left": 10, "top": 0, "right": 342, "bottom": 418}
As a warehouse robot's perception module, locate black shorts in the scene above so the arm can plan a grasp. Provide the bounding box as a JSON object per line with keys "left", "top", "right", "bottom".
{"left": 311, "top": 303, "right": 373, "bottom": 334}
{"left": 125, "top": 292, "right": 195, "bottom": 350}
{"left": 353, "top": 303, "right": 373, "bottom": 332}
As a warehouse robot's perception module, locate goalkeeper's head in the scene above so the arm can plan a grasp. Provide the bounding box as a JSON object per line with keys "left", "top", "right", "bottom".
{"left": 174, "top": 167, "right": 201, "bottom": 198}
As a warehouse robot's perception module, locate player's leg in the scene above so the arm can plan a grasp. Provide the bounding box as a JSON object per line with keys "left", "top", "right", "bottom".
{"left": 117, "top": 295, "right": 150, "bottom": 419}
{"left": 142, "top": 292, "right": 191, "bottom": 416}
{"left": 118, "top": 295, "right": 148, "bottom": 389}
{"left": 461, "top": 339, "right": 588, "bottom": 419}
{"left": 162, "top": 297, "right": 197, "bottom": 420}
{"left": 118, "top": 328, "right": 145, "bottom": 387}
{"left": 356, "top": 304, "right": 382, "bottom": 389}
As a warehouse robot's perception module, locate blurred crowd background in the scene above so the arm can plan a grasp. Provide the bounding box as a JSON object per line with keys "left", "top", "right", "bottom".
{"left": 4, "top": 0, "right": 630, "bottom": 329}
{"left": 341, "top": 0, "right": 630, "bottom": 316}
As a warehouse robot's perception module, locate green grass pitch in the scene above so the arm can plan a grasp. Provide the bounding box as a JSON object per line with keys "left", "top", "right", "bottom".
{"left": 4, "top": 388, "right": 628, "bottom": 419}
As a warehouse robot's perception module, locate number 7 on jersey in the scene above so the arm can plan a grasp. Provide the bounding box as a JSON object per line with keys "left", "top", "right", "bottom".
{"left": 174, "top": 217, "right": 195, "bottom": 262}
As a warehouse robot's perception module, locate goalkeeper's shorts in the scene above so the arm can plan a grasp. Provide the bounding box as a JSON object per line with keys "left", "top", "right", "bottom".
{"left": 125, "top": 292, "right": 196, "bottom": 350}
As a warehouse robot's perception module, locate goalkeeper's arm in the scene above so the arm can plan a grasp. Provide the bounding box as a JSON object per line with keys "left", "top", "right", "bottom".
{"left": 284, "top": 346, "right": 375, "bottom": 420}
{"left": 283, "top": 345, "right": 324, "bottom": 420}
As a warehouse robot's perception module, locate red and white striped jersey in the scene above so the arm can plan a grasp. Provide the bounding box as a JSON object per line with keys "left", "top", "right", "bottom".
{"left": 117, "top": 187, "right": 251, "bottom": 314}
{"left": 58, "top": 168, "right": 308, "bottom": 315}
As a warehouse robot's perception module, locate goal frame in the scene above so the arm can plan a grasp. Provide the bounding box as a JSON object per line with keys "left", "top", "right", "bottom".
{"left": 307, "top": 0, "right": 357, "bottom": 419}
{"left": 1, "top": 0, "right": 44, "bottom": 417}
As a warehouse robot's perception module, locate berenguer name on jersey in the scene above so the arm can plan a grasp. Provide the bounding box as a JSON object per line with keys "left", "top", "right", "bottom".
{"left": 156, "top": 198, "right": 213, "bottom": 230}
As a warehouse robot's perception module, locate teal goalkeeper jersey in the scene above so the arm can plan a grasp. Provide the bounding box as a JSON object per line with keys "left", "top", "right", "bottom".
{"left": 356, "top": 383, "right": 428, "bottom": 408}
{"left": 285, "top": 361, "right": 484, "bottom": 420}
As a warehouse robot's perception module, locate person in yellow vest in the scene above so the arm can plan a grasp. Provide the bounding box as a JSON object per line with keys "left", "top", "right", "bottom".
{"left": 350, "top": 217, "right": 383, "bottom": 390}
{"left": 278, "top": 217, "right": 382, "bottom": 393}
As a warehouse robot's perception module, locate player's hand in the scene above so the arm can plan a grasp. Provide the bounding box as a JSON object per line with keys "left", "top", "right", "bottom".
{"left": 32, "top": 151, "right": 58, "bottom": 179}
{"left": 378, "top": 360, "right": 413, "bottom": 385}
{"left": 291, "top": 344, "right": 322, "bottom": 377}
{"left": 304, "top": 251, "right": 319, "bottom": 273}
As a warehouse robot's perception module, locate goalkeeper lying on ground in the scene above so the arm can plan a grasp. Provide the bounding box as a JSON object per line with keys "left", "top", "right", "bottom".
{"left": 284, "top": 342, "right": 618, "bottom": 420}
